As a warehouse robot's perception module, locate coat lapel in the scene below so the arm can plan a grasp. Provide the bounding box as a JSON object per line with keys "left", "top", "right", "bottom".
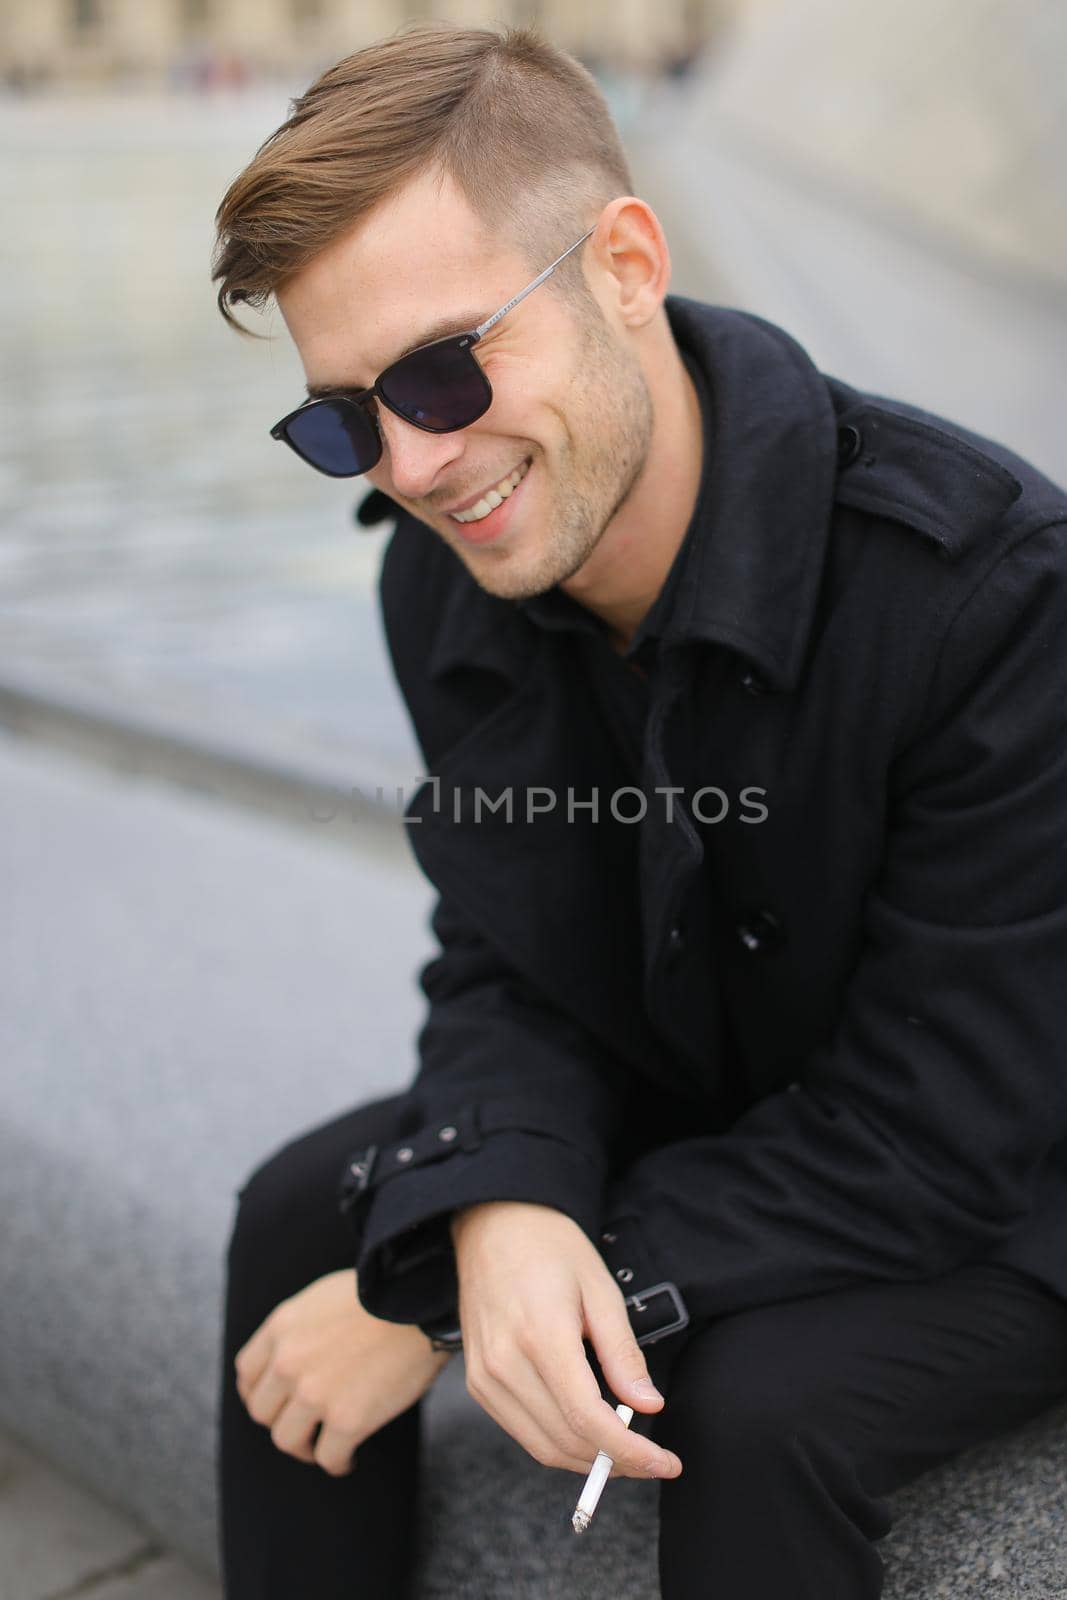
{"left": 405, "top": 630, "right": 700, "bottom": 1094}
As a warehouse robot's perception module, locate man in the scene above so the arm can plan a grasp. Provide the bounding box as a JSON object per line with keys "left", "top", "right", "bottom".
{"left": 212, "top": 22, "right": 1067, "bottom": 1600}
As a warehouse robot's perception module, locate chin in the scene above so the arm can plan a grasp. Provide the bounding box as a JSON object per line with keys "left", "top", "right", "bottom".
{"left": 444, "top": 492, "right": 609, "bottom": 602}
{"left": 459, "top": 552, "right": 551, "bottom": 602}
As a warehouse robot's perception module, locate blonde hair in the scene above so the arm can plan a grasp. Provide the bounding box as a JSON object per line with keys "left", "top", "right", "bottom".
{"left": 211, "top": 21, "right": 634, "bottom": 337}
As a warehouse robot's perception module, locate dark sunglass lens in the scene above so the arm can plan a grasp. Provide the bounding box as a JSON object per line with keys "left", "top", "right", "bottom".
{"left": 379, "top": 340, "right": 492, "bottom": 431}
{"left": 284, "top": 399, "right": 379, "bottom": 476}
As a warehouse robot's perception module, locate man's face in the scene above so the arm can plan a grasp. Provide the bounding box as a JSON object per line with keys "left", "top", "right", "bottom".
{"left": 275, "top": 168, "right": 654, "bottom": 600}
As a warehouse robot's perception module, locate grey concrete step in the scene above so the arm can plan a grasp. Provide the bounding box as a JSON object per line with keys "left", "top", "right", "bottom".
{"left": 0, "top": 1424, "right": 218, "bottom": 1600}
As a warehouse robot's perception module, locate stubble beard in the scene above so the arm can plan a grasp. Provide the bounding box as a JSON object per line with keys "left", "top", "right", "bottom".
{"left": 456, "top": 315, "right": 655, "bottom": 602}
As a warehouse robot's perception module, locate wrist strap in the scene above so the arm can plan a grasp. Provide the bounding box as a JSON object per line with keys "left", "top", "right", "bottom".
{"left": 339, "top": 1098, "right": 593, "bottom": 1214}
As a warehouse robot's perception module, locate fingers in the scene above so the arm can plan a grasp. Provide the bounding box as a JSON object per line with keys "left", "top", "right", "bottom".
{"left": 467, "top": 1345, "right": 604, "bottom": 1474}
{"left": 242, "top": 1367, "right": 293, "bottom": 1428}
{"left": 248, "top": 1381, "right": 362, "bottom": 1476}
{"left": 466, "top": 1326, "right": 680, "bottom": 1480}
{"left": 233, "top": 1289, "right": 403, "bottom": 1478}
{"left": 468, "top": 1371, "right": 598, "bottom": 1475}
{"left": 233, "top": 1327, "right": 271, "bottom": 1403}
{"left": 236, "top": 1329, "right": 343, "bottom": 1471}
{"left": 311, "top": 1421, "right": 360, "bottom": 1478}
{"left": 534, "top": 1338, "right": 680, "bottom": 1479}
{"left": 263, "top": 1398, "right": 362, "bottom": 1476}
{"left": 581, "top": 1277, "right": 669, "bottom": 1418}
{"left": 267, "top": 1397, "right": 321, "bottom": 1464}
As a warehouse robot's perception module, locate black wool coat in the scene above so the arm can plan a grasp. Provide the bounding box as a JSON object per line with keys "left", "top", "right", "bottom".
{"left": 345, "top": 297, "right": 1067, "bottom": 1339}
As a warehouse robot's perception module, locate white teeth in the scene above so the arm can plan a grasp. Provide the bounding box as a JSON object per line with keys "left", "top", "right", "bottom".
{"left": 451, "top": 458, "right": 531, "bottom": 523}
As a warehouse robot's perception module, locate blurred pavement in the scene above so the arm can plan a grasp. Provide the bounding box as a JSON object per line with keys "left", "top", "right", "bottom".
{"left": 0, "top": 1423, "right": 218, "bottom": 1600}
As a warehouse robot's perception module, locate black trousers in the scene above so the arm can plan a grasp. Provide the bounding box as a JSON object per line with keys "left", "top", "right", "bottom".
{"left": 217, "top": 1093, "right": 1067, "bottom": 1600}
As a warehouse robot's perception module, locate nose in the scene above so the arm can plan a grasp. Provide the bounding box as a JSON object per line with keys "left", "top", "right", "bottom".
{"left": 376, "top": 407, "right": 467, "bottom": 502}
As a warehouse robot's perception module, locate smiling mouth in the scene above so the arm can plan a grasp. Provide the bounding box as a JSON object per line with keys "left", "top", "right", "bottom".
{"left": 448, "top": 457, "right": 532, "bottom": 524}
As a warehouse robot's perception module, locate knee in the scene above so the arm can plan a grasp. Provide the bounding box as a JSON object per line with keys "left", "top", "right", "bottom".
{"left": 238, "top": 1123, "right": 310, "bottom": 1210}
{"left": 658, "top": 1318, "right": 835, "bottom": 1471}
{"left": 224, "top": 1141, "right": 304, "bottom": 1279}
{"left": 225, "top": 1093, "right": 412, "bottom": 1268}
{"left": 655, "top": 1318, "right": 895, "bottom": 1551}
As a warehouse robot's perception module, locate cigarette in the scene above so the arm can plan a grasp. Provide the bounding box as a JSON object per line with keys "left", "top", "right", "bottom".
{"left": 571, "top": 1403, "right": 634, "bottom": 1533}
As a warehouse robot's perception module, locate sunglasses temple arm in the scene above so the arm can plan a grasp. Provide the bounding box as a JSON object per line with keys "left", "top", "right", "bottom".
{"left": 473, "top": 226, "right": 596, "bottom": 341}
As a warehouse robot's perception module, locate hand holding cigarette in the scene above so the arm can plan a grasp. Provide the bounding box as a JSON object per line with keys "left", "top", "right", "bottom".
{"left": 448, "top": 1203, "right": 681, "bottom": 1484}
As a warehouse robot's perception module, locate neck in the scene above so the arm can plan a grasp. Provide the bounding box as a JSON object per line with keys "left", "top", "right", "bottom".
{"left": 560, "top": 333, "right": 704, "bottom": 651}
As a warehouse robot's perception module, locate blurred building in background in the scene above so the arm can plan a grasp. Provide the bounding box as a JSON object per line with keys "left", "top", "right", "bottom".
{"left": 637, "top": 0, "right": 1066, "bottom": 485}
{"left": 682, "top": 0, "right": 1067, "bottom": 291}
{"left": 0, "top": 0, "right": 731, "bottom": 87}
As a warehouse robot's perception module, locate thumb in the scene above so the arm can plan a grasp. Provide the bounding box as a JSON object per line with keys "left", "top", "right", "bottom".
{"left": 585, "top": 1282, "right": 665, "bottom": 1414}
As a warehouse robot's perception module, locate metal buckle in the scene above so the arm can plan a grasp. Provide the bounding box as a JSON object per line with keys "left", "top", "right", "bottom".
{"left": 626, "top": 1281, "right": 690, "bottom": 1346}
{"left": 339, "top": 1145, "right": 378, "bottom": 1214}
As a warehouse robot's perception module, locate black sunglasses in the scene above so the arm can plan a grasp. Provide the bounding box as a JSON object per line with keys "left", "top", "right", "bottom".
{"left": 270, "top": 227, "right": 594, "bottom": 478}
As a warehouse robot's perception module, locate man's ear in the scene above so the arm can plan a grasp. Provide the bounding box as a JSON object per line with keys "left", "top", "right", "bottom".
{"left": 587, "top": 198, "right": 671, "bottom": 331}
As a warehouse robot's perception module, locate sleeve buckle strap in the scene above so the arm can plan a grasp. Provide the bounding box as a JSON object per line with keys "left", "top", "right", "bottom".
{"left": 338, "top": 1144, "right": 379, "bottom": 1214}
{"left": 625, "top": 1281, "right": 690, "bottom": 1346}
{"left": 338, "top": 1097, "right": 584, "bottom": 1213}
{"left": 340, "top": 1104, "right": 483, "bottom": 1203}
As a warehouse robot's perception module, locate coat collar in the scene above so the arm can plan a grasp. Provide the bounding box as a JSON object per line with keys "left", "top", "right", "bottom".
{"left": 656, "top": 297, "right": 839, "bottom": 689}
{"left": 424, "top": 297, "right": 841, "bottom": 693}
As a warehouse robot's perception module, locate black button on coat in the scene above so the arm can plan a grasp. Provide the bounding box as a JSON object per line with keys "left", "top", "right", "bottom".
{"left": 346, "top": 297, "right": 1067, "bottom": 1335}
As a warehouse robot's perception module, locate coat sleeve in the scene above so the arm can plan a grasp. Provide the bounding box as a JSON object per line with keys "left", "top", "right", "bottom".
{"left": 598, "top": 517, "right": 1067, "bottom": 1325}
{"left": 348, "top": 890, "right": 636, "bottom": 1325}
{"left": 345, "top": 523, "right": 635, "bottom": 1327}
